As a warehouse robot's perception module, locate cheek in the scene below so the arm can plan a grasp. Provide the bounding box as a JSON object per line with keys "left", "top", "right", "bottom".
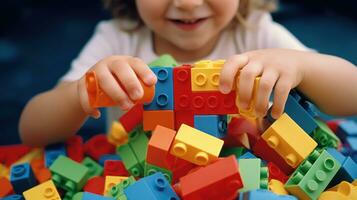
{"left": 210, "top": 0, "right": 239, "bottom": 25}
{"left": 136, "top": 0, "right": 168, "bottom": 27}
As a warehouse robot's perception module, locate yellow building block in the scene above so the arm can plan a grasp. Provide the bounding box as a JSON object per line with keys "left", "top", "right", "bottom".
{"left": 170, "top": 124, "right": 224, "bottom": 165}
{"left": 14, "top": 148, "right": 43, "bottom": 165}
{"left": 0, "top": 164, "right": 9, "bottom": 179}
{"left": 108, "top": 121, "right": 129, "bottom": 146}
{"left": 236, "top": 77, "right": 260, "bottom": 119}
{"left": 23, "top": 180, "right": 61, "bottom": 200}
{"left": 269, "top": 179, "right": 288, "bottom": 195}
{"left": 261, "top": 113, "right": 317, "bottom": 168}
{"left": 104, "top": 176, "right": 128, "bottom": 195}
{"left": 191, "top": 60, "right": 226, "bottom": 91}
{"left": 323, "top": 181, "right": 357, "bottom": 200}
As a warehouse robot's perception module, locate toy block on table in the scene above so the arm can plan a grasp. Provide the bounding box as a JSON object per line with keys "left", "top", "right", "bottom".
{"left": 0, "top": 177, "right": 13, "bottom": 197}
{"left": 65, "top": 135, "right": 84, "bottom": 163}
{"left": 170, "top": 124, "right": 224, "bottom": 166}
{"left": 239, "top": 189, "right": 297, "bottom": 200}
{"left": 236, "top": 77, "right": 260, "bottom": 119}
{"left": 44, "top": 143, "right": 66, "bottom": 167}
{"left": 190, "top": 60, "right": 225, "bottom": 91}
{"left": 81, "top": 157, "right": 103, "bottom": 179}
{"left": 10, "top": 163, "right": 37, "bottom": 194}
{"left": 108, "top": 121, "right": 129, "bottom": 146}
{"left": 194, "top": 115, "right": 227, "bottom": 138}
{"left": 104, "top": 160, "right": 129, "bottom": 177}
{"left": 124, "top": 172, "right": 180, "bottom": 200}
{"left": 261, "top": 113, "right": 317, "bottom": 168}
{"left": 312, "top": 118, "right": 340, "bottom": 149}
{"left": 104, "top": 176, "right": 128, "bottom": 195}
{"left": 22, "top": 180, "right": 60, "bottom": 200}
{"left": 30, "top": 158, "right": 51, "bottom": 183}
{"left": 107, "top": 176, "right": 136, "bottom": 199}
{"left": 83, "top": 176, "right": 105, "bottom": 195}
{"left": 239, "top": 158, "right": 269, "bottom": 192}
{"left": 118, "top": 103, "right": 143, "bottom": 133}
{"left": 177, "top": 155, "right": 243, "bottom": 200}
{"left": 143, "top": 110, "right": 175, "bottom": 131}
{"left": 285, "top": 149, "right": 341, "bottom": 200}
{"left": 49, "top": 155, "right": 90, "bottom": 198}
{"left": 336, "top": 120, "right": 357, "bottom": 142}
{"left": 148, "top": 54, "right": 177, "bottom": 68}
{"left": 144, "top": 67, "right": 174, "bottom": 110}
{"left": 0, "top": 145, "right": 31, "bottom": 167}
{"left": 269, "top": 179, "right": 289, "bottom": 195}
{"left": 173, "top": 64, "right": 193, "bottom": 111}
{"left": 84, "top": 134, "right": 115, "bottom": 161}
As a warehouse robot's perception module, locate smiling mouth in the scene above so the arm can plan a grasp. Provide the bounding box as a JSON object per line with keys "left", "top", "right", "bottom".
{"left": 168, "top": 18, "right": 208, "bottom": 30}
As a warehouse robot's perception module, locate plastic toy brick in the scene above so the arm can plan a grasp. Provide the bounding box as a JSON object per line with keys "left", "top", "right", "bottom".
{"left": 323, "top": 180, "right": 357, "bottom": 200}
{"left": 104, "top": 176, "right": 128, "bottom": 195}
{"left": 119, "top": 103, "right": 144, "bottom": 133}
{"left": 285, "top": 149, "right": 341, "bottom": 200}
{"left": 116, "top": 144, "right": 144, "bottom": 177}
{"left": 84, "top": 134, "right": 116, "bottom": 161}
{"left": 146, "top": 125, "right": 176, "bottom": 169}
{"left": 2, "top": 194, "right": 24, "bottom": 200}
{"left": 108, "top": 121, "right": 129, "bottom": 146}
{"left": 190, "top": 60, "right": 225, "bottom": 91}
{"left": 346, "top": 137, "right": 357, "bottom": 156}
{"left": 252, "top": 138, "right": 294, "bottom": 175}
{"left": 194, "top": 115, "right": 227, "bottom": 138}
{"left": 81, "top": 191, "right": 115, "bottom": 200}
{"left": 220, "top": 146, "right": 245, "bottom": 158}
{"left": 81, "top": 157, "right": 103, "bottom": 179}
{"left": 65, "top": 135, "right": 84, "bottom": 163}
{"left": 261, "top": 113, "right": 317, "bottom": 168}
{"left": 99, "top": 154, "right": 121, "bottom": 166}
{"left": 49, "top": 155, "right": 90, "bottom": 197}
{"left": 85, "top": 71, "right": 155, "bottom": 108}
{"left": 267, "top": 162, "right": 289, "bottom": 183}
{"left": 236, "top": 77, "right": 260, "bottom": 119}
{"left": 269, "top": 179, "right": 289, "bottom": 195}
{"left": 44, "top": 143, "right": 67, "bottom": 167}
{"left": 239, "top": 158, "right": 268, "bottom": 192}
{"left": 0, "top": 163, "right": 10, "bottom": 179}
{"left": 23, "top": 180, "right": 60, "bottom": 200}
{"left": 103, "top": 160, "right": 129, "bottom": 177}
{"left": 13, "top": 148, "right": 43, "bottom": 167}
{"left": 0, "top": 145, "right": 31, "bottom": 167}
{"left": 144, "top": 163, "right": 172, "bottom": 183}
{"left": 143, "top": 110, "right": 175, "bottom": 131}
{"left": 0, "top": 177, "right": 13, "bottom": 198}
{"left": 148, "top": 54, "right": 177, "bottom": 68}
{"left": 318, "top": 191, "right": 352, "bottom": 200}
{"left": 178, "top": 155, "right": 243, "bottom": 200}
{"left": 30, "top": 158, "right": 51, "bottom": 183}
{"left": 174, "top": 110, "right": 194, "bottom": 130}
{"left": 83, "top": 176, "right": 105, "bottom": 195}
{"left": 191, "top": 90, "right": 238, "bottom": 115}
{"left": 170, "top": 124, "right": 224, "bottom": 166}
{"left": 107, "top": 176, "right": 136, "bottom": 199}
{"left": 239, "top": 189, "right": 297, "bottom": 200}
{"left": 312, "top": 118, "right": 340, "bottom": 148}
{"left": 124, "top": 172, "right": 179, "bottom": 200}
{"left": 238, "top": 151, "right": 258, "bottom": 160}
{"left": 166, "top": 156, "right": 197, "bottom": 184}
{"left": 173, "top": 64, "right": 193, "bottom": 111}
{"left": 144, "top": 67, "right": 174, "bottom": 110}
{"left": 333, "top": 157, "right": 357, "bottom": 186}
{"left": 10, "top": 163, "right": 37, "bottom": 194}
{"left": 337, "top": 120, "right": 357, "bottom": 142}
{"left": 225, "top": 116, "right": 260, "bottom": 148}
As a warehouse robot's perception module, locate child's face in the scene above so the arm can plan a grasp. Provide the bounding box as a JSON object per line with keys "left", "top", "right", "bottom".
{"left": 136, "top": 0, "right": 239, "bottom": 53}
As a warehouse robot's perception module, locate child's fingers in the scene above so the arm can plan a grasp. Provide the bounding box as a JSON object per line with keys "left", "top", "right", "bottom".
{"left": 237, "top": 62, "right": 263, "bottom": 109}
{"left": 255, "top": 69, "right": 279, "bottom": 117}
{"left": 110, "top": 60, "right": 144, "bottom": 101}
{"left": 219, "top": 54, "right": 249, "bottom": 94}
{"left": 77, "top": 77, "right": 101, "bottom": 118}
{"left": 129, "top": 57, "right": 157, "bottom": 86}
{"left": 271, "top": 77, "right": 292, "bottom": 119}
{"left": 97, "top": 67, "right": 134, "bottom": 110}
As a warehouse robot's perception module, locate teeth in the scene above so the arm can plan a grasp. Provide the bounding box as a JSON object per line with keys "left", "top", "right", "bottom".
{"left": 183, "top": 19, "right": 197, "bottom": 23}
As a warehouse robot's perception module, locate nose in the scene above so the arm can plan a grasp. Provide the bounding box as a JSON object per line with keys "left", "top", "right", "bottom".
{"left": 173, "top": 0, "right": 204, "bottom": 11}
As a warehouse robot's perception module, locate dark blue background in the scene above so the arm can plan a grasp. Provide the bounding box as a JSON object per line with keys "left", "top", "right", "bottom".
{"left": 0, "top": 0, "right": 356, "bottom": 145}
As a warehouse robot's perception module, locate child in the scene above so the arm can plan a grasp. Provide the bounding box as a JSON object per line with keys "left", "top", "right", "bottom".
{"left": 19, "top": 0, "right": 357, "bottom": 146}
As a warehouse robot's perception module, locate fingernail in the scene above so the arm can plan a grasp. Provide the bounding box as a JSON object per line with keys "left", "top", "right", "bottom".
{"left": 219, "top": 85, "right": 230, "bottom": 94}
{"left": 145, "top": 74, "right": 156, "bottom": 85}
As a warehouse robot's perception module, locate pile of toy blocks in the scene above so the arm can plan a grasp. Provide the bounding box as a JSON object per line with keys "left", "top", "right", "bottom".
{"left": 1, "top": 55, "right": 357, "bottom": 200}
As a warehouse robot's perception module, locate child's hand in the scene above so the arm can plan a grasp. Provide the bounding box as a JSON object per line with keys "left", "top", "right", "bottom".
{"left": 219, "top": 49, "right": 306, "bottom": 119}
{"left": 77, "top": 56, "right": 157, "bottom": 118}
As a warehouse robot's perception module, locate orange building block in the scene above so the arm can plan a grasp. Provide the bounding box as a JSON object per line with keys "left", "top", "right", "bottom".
{"left": 143, "top": 110, "right": 175, "bottom": 131}
{"left": 0, "top": 177, "right": 13, "bottom": 197}
{"left": 30, "top": 158, "right": 52, "bottom": 183}
{"left": 86, "top": 71, "right": 155, "bottom": 108}
{"left": 147, "top": 125, "right": 177, "bottom": 168}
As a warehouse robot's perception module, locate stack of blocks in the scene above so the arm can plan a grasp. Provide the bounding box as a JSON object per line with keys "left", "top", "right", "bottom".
{"left": 1, "top": 55, "right": 357, "bottom": 200}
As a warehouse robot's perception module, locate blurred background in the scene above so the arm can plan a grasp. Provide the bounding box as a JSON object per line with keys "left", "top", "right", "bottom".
{"left": 0, "top": 0, "right": 356, "bottom": 144}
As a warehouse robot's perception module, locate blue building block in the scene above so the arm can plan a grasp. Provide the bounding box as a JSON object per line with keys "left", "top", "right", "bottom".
{"left": 346, "top": 137, "right": 357, "bottom": 156}
{"left": 193, "top": 115, "right": 227, "bottom": 138}
{"left": 239, "top": 189, "right": 297, "bottom": 200}
{"left": 336, "top": 120, "right": 357, "bottom": 142}
{"left": 82, "top": 192, "right": 115, "bottom": 200}
{"left": 98, "top": 154, "right": 121, "bottom": 166}
{"left": 327, "top": 148, "right": 357, "bottom": 186}
{"left": 2, "top": 194, "right": 24, "bottom": 200}
{"left": 238, "top": 151, "right": 258, "bottom": 160}
{"left": 144, "top": 67, "right": 174, "bottom": 110}
{"left": 124, "top": 172, "right": 180, "bottom": 200}
{"left": 10, "top": 163, "right": 37, "bottom": 194}
{"left": 326, "top": 148, "right": 345, "bottom": 164}
{"left": 44, "top": 143, "right": 67, "bottom": 167}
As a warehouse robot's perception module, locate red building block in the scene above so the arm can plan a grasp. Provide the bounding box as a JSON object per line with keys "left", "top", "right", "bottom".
{"left": 0, "top": 177, "right": 13, "bottom": 197}
{"left": 267, "top": 162, "right": 289, "bottom": 183}
{"left": 84, "top": 134, "right": 116, "bottom": 161}
{"left": 191, "top": 91, "right": 238, "bottom": 115}
{"left": 168, "top": 157, "right": 197, "bottom": 184}
{"left": 178, "top": 155, "right": 243, "bottom": 200}
{"left": 224, "top": 117, "right": 260, "bottom": 148}
{"left": 252, "top": 138, "right": 294, "bottom": 175}
{"left": 103, "top": 160, "right": 129, "bottom": 177}
{"left": 83, "top": 176, "right": 105, "bottom": 195}
{"left": 66, "top": 135, "right": 84, "bottom": 163}
{"left": 143, "top": 110, "right": 175, "bottom": 131}
{"left": 0, "top": 145, "right": 31, "bottom": 167}
{"left": 119, "top": 103, "right": 144, "bottom": 133}
{"left": 30, "top": 158, "right": 51, "bottom": 183}
{"left": 173, "top": 64, "right": 193, "bottom": 111}
{"left": 174, "top": 110, "right": 194, "bottom": 130}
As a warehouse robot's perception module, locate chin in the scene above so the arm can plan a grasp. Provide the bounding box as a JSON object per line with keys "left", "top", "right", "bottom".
{"left": 173, "top": 38, "right": 209, "bottom": 51}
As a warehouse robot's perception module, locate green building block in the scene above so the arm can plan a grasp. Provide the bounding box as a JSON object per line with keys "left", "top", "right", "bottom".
{"left": 220, "top": 147, "right": 246, "bottom": 158}
{"left": 72, "top": 192, "right": 83, "bottom": 200}
{"left": 285, "top": 149, "right": 341, "bottom": 200}
{"left": 312, "top": 119, "right": 340, "bottom": 149}
{"left": 117, "top": 144, "right": 144, "bottom": 177}
{"left": 81, "top": 157, "right": 103, "bottom": 178}
{"left": 49, "top": 155, "right": 89, "bottom": 198}
{"left": 239, "top": 158, "right": 269, "bottom": 192}
{"left": 127, "top": 129, "right": 149, "bottom": 166}
{"left": 144, "top": 162, "right": 172, "bottom": 183}
{"left": 148, "top": 54, "right": 177, "bottom": 68}
{"left": 107, "top": 176, "right": 136, "bottom": 200}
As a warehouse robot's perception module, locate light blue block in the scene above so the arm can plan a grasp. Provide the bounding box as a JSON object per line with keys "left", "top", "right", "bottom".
{"left": 194, "top": 115, "right": 227, "bottom": 138}
{"left": 238, "top": 151, "right": 258, "bottom": 160}
{"left": 44, "top": 143, "right": 67, "bottom": 167}
{"left": 337, "top": 120, "right": 357, "bottom": 142}
{"left": 82, "top": 192, "right": 115, "bottom": 200}
{"left": 2, "top": 194, "right": 24, "bottom": 200}
{"left": 326, "top": 148, "right": 345, "bottom": 164}
{"left": 330, "top": 156, "right": 357, "bottom": 186}
{"left": 239, "top": 189, "right": 297, "bottom": 200}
